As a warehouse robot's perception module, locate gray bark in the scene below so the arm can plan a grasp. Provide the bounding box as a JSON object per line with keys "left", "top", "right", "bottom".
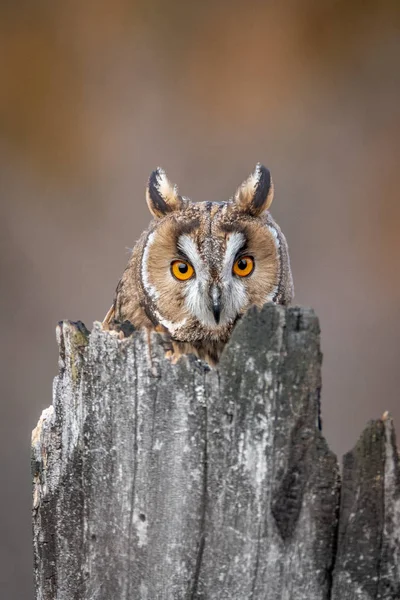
{"left": 331, "top": 415, "right": 400, "bottom": 600}
{"left": 31, "top": 304, "right": 399, "bottom": 600}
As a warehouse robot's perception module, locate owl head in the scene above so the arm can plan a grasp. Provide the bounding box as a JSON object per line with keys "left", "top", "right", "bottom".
{"left": 138, "top": 164, "right": 293, "bottom": 352}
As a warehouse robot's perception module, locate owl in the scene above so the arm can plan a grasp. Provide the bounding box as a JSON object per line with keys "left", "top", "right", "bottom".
{"left": 103, "top": 164, "right": 293, "bottom": 364}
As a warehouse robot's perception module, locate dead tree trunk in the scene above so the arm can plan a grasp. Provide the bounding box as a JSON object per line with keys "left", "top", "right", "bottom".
{"left": 31, "top": 304, "right": 399, "bottom": 600}
{"left": 331, "top": 416, "right": 400, "bottom": 599}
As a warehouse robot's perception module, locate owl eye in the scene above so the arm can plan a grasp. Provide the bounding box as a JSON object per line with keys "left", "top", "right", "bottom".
{"left": 171, "top": 260, "right": 195, "bottom": 281}
{"left": 233, "top": 256, "right": 254, "bottom": 277}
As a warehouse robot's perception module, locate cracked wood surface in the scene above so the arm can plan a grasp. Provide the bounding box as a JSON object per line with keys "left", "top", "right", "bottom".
{"left": 331, "top": 415, "right": 400, "bottom": 600}
{"left": 31, "top": 304, "right": 399, "bottom": 600}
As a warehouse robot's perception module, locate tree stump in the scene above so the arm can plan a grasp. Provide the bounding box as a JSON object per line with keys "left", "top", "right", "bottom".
{"left": 31, "top": 304, "right": 399, "bottom": 600}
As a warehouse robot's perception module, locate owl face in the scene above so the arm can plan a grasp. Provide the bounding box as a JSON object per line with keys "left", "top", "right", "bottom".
{"left": 140, "top": 165, "right": 285, "bottom": 346}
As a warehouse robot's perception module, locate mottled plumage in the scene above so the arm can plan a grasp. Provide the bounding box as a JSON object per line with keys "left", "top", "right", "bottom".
{"left": 104, "top": 164, "right": 294, "bottom": 364}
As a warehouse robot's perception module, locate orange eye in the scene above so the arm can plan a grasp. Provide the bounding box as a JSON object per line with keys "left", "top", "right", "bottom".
{"left": 233, "top": 256, "right": 254, "bottom": 277}
{"left": 171, "top": 260, "right": 195, "bottom": 281}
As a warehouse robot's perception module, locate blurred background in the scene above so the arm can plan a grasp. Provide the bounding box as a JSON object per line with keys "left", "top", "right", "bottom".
{"left": 1, "top": 1, "right": 399, "bottom": 597}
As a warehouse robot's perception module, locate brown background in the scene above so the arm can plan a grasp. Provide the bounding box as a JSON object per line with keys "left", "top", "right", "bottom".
{"left": 1, "top": 1, "right": 399, "bottom": 598}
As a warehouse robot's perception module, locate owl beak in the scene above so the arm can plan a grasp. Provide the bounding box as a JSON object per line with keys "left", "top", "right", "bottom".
{"left": 210, "top": 284, "right": 222, "bottom": 325}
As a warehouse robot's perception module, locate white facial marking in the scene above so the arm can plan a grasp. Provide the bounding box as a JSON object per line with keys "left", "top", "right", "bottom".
{"left": 222, "top": 278, "right": 248, "bottom": 321}
{"left": 185, "top": 282, "right": 217, "bottom": 327}
{"left": 268, "top": 224, "right": 280, "bottom": 248}
{"left": 176, "top": 231, "right": 252, "bottom": 329}
{"left": 143, "top": 230, "right": 188, "bottom": 335}
{"left": 219, "top": 232, "right": 249, "bottom": 321}
{"left": 177, "top": 235, "right": 207, "bottom": 279}
{"left": 265, "top": 224, "right": 280, "bottom": 302}
{"left": 222, "top": 232, "right": 246, "bottom": 278}
{"left": 211, "top": 285, "right": 220, "bottom": 305}
{"left": 177, "top": 234, "right": 219, "bottom": 327}
{"left": 177, "top": 235, "right": 209, "bottom": 324}
{"left": 142, "top": 231, "right": 159, "bottom": 301}
{"left": 155, "top": 310, "right": 187, "bottom": 336}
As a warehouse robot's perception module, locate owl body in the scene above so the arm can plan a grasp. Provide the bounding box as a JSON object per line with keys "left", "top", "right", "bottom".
{"left": 105, "top": 165, "right": 293, "bottom": 364}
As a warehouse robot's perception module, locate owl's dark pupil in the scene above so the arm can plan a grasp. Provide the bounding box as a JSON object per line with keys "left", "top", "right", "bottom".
{"left": 178, "top": 263, "right": 188, "bottom": 273}
{"left": 237, "top": 259, "right": 247, "bottom": 270}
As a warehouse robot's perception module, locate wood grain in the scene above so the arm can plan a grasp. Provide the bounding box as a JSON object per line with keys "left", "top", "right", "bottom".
{"left": 32, "top": 304, "right": 398, "bottom": 600}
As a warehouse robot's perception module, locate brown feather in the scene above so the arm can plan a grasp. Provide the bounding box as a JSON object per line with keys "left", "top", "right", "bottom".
{"left": 105, "top": 167, "right": 293, "bottom": 365}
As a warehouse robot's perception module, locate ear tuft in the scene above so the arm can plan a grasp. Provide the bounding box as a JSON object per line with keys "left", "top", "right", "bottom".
{"left": 146, "top": 168, "right": 187, "bottom": 218}
{"left": 233, "top": 164, "right": 274, "bottom": 216}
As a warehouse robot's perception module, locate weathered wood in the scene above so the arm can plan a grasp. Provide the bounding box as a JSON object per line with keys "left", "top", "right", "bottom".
{"left": 331, "top": 414, "right": 400, "bottom": 600}
{"left": 31, "top": 303, "right": 399, "bottom": 600}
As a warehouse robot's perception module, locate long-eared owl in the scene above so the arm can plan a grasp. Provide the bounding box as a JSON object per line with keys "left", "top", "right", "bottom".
{"left": 103, "top": 164, "right": 294, "bottom": 364}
